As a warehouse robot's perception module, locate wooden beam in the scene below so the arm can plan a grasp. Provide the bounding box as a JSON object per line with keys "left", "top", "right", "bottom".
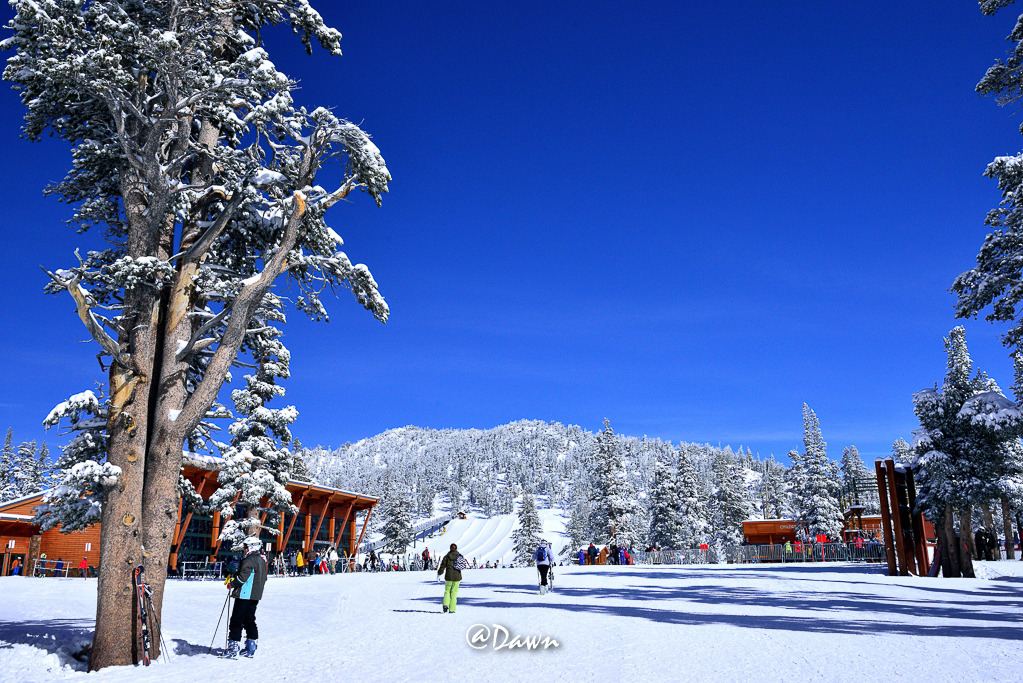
{"left": 905, "top": 467, "right": 930, "bottom": 574}
{"left": 353, "top": 507, "right": 374, "bottom": 557}
{"left": 884, "top": 459, "right": 911, "bottom": 576}
{"left": 333, "top": 499, "right": 357, "bottom": 549}
{"left": 309, "top": 499, "right": 331, "bottom": 552}
{"left": 281, "top": 492, "right": 307, "bottom": 552}
{"left": 875, "top": 459, "right": 897, "bottom": 577}
{"left": 171, "top": 471, "right": 216, "bottom": 569}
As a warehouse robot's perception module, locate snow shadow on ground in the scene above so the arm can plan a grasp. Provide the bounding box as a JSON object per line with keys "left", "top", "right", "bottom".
{"left": 171, "top": 637, "right": 225, "bottom": 657}
{"left": 423, "top": 570, "right": 1023, "bottom": 641}
{"left": 0, "top": 618, "right": 93, "bottom": 664}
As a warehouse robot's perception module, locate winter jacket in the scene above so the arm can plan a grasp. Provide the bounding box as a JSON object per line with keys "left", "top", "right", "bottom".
{"left": 437, "top": 550, "right": 464, "bottom": 582}
{"left": 296, "top": 551, "right": 305, "bottom": 567}
{"left": 533, "top": 545, "right": 552, "bottom": 566}
{"left": 231, "top": 551, "right": 268, "bottom": 601}
{"left": 587, "top": 544, "right": 597, "bottom": 562}
{"left": 577, "top": 550, "right": 586, "bottom": 565}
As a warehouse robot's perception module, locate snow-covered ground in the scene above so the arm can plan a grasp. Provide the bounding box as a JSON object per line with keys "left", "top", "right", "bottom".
{"left": 2, "top": 560, "right": 1023, "bottom": 682}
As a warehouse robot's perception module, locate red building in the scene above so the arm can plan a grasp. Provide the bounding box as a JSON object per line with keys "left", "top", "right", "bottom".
{"left": 0, "top": 461, "right": 378, "bottom": 576}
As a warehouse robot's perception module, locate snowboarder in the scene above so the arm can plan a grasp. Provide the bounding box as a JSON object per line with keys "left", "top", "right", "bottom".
{"left": 226, "top": 537, "right": 268, "bottom": 659}
{"left": 533, "top": 541, "right": 553, "bottom": 594}
{"left": 437, "top": 543, "right": 468, "bottom": 613}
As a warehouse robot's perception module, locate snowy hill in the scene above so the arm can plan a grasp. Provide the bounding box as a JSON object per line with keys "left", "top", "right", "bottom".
{"left": 412, "top": 509, "right": 569, "bottom": 566}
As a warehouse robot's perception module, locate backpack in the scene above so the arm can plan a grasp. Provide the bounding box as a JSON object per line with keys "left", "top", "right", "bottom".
{"left": 454, "top": 555, "right": 469, "bottom": 571}
{"left": 537, "top": 546, "right": 548, "bottom": 563}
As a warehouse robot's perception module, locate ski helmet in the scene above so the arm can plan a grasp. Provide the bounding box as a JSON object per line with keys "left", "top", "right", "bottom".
{"left": 243, "top": 537, "right": 261, "bottom": 549}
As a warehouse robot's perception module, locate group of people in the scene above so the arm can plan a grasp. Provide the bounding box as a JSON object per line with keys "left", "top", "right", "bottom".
{"left": 6, "top": 554, "right": 91, "bottom": 578}
{"left": 281, "top": 546, "right": 343, "bottom": 575}
{"left": 974, "top": 528, "right": 1002, "bottom": 561}
{"left": 576, "top": 542, "right": 634, "bottom": 566}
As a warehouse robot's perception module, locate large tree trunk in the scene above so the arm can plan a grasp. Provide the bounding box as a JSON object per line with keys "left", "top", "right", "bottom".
{"left": 939, "top": 505, "right": 960, "bottom": 578}
{"left": 1001, "top": 498, "right": 1015, "bottom": 561}
{"left": 89, "top": 175, "right": 166, "bottom": 670}
{"left": 958, "top": 507, "right": 976, "bottom": 578}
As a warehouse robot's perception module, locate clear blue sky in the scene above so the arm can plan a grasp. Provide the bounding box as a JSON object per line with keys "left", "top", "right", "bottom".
{"left": 1, "top": 1, "right": 1020, "bottom": 462}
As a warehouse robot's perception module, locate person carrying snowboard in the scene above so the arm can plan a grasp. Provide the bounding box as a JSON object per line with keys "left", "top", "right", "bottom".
{"left": 226, "top": 537, "right": 267, "bottom": 659}
{"left": 437, "top": 543, "right": 467, "bottom": 613}
{"left": 533, "top": 541, "right": 553, "bottom": 595}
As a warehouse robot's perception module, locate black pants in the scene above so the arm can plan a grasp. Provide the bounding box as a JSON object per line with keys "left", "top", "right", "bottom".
{"left": 229, "top": 598, "right": 259, "bottom": 642}
{"left": 538, "top": 564, "right": 550, "bottom": 586}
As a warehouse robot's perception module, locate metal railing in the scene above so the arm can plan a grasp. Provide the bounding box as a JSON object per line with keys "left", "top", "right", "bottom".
{"left": 630, "top": 542, "right": 888, "bottom": 566}
{"left": 177, "top": 560, "right": 223, "bottom": 579}
{"left": 631, "top": 549, "right": 719, "bottom": 565}
{"left": 32, "top": 559, "right": 71, "bottom": 577}
{"left": 726, "top": 542, "right": 887, "bottom": 564}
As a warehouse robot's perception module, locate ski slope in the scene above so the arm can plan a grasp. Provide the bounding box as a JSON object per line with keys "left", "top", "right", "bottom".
{"left": 414, "top": 509, "right": 569, "bottom": 565}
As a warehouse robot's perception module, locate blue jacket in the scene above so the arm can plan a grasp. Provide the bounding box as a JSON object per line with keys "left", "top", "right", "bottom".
{"left": 231, "top": 551, "right": 268, "bottom": 601}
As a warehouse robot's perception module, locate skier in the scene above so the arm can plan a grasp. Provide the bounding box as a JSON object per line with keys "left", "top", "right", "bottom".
{"left": 533, "top": 540, "right": 553, "bottom": 594}
{"left": 226, "top": 537, "right": 268, "bottom": 659}
{"left": 577, "top": 548, "right": 586, "bottom": 566}
{"left": 437, "top": 543, "right": 468, "bottom": 613}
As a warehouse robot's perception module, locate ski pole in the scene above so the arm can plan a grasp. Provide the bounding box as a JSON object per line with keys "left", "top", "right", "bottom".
{"left": 207, "top": 592, "right": 230, "bottom": 655}
{"left": 225, "top": 596, "right": 232, "bottom": 651}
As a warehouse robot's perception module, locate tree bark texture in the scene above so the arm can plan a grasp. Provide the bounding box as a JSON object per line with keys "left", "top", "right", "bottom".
{"left": 940, "top": 505, "right": 960, "bottom": 578}
{"left": 958, "top": 507, "right": 976, "bottom": 578}
{"left": 1001, "top": 498, "right": 1015, "bottom": 561}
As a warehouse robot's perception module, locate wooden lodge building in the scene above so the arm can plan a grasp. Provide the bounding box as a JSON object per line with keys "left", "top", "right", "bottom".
{"left": 0, "top": 458, "right": 378, "bottom": 577}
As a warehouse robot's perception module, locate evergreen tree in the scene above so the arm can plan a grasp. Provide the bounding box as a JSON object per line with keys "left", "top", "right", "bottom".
{"left": 0, "top": 429, "right": 16, "bottom": 501}
{"left": 513, "top": 491, "right": 544, "bottom": 563}
{"left": 380, "top": 484, "right": 416, "bottom": 555}
{"left": 910, "top": 326, "right": 1023, "bottom": 577}
{"left": 840, "top": 445, "right": 877, "bottom": 513}
{"left": 565, "top": 498, "right": 591, "bottom": 552}
{"left": 709, "top": 455, "right": 752, "bottom": 548}
{"left": 36, "top": 390, "right": 116, "bottom": 531}
{"left": 588, "top": 419, "right": 642, "bottom": 549}
{"left": 676, "top": 448, "right": 711, "bottom": 548}
{"left": 648, "top": 459, "right": 687, "bottom": 549}
{"left": 208, "top": 315, "right": 298, "bottom": 549}
{"left": 3, "top": 0, "right": 392, "bottom": 667}
{"left": 787, "top": 404, "right": 843, "bottom": 538}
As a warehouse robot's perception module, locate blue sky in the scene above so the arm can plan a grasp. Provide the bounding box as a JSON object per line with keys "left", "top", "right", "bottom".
{"left": 1, "top": 1, "right": 1021, "bottom": 462}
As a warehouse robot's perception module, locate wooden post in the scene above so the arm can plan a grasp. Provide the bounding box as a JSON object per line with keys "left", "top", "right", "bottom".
{"left": 353, "top": 507, "right": 373, "bottom": 557}
{"left": 170, "top": 471, "right": 215, "bottom": 570}
{"left": 876, "top": 459, "right": 898, "bottom": 576}
{"left": 310, "top": 499, "right": 330, "bottom": 551}
{"left": 334, "top": 499, "right": 357, "bottom": 549}
{"left": 905, "top": 467, "right": 930, "bottom": 573}
{"left": 303, "top": 510, "right": 312, "bottom": 554}
{"left": 280, "top": 492, "right": 306, "bottom": 552}
{"left": 276, "top": 516, "right": 285, "bottom": 552}
{"left": 884, "top": 459, "right": 910, "bottom": 576}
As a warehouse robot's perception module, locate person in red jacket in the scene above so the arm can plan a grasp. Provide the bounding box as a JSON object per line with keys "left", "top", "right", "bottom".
{"left": 78, "top": 557, "right": 89, "bottom": 579}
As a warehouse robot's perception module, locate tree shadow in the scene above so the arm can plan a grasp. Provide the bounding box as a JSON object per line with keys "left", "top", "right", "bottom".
{"left": 0, "top": 618, "right": 93, "bottom": 667}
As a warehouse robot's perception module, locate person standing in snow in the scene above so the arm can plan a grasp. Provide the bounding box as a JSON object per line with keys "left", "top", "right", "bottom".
{"left": 587, "top": 543, "right": 598, "bottom": 565}
{"left": 78, "top": 557, "right": 89, "bottom": 579}
{"left": 226, "top": 537, "right": 268, "bottom": 659}
{"left": 437, "top": 543, "right": 467, "bottom": 613}
{"left": 533, "top": 541, "right": 553, "bottom": 594}
{"left": 422, "top": 547, "right": 431, "bottom": 570}
{"left": 328, "top": 546, "right": 339, "bottom": 574}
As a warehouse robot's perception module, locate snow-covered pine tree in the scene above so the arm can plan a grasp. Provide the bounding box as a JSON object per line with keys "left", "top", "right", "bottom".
{"left": 840, "top": 445, "right": 877, "bottom": 513}
{"left": 207, "top": 310, "right": 298, "bottom": 550}
{"left": 513, "top": 491, "right": 544, "bottom": 563}
{"left": 709, "top": 455, "right": 752, "bottom": 549}
{"left": 36, "top": 390, "right": 117, "bottom": 532}
{"left": 379, "top": 482, "right": 415, "bottom": 555}
{"left": 565, "top": 498, "right": 591, "bottom": 553}
{"left": 0, "top": 429, "right": 16, "bottom": 502}
{"left": 588, "top": 419, "right": 642, "bottom": 549}
{"left": 648, "top": 459, "right": 687, "bottom": 549}
{"left": 910, "top": 327, "right": 1023, "bottom": 577}
{"left": 955, "top": 1, "right": 1023, "bottom": 354}
{"left": 787, "top": 405, "right": 843, "bottom": 539}
{"left": 676, "top": 448, "right": 711, "bottom": 548}
{"left": 3, "top": 0, "right": 392, "bottom": 668}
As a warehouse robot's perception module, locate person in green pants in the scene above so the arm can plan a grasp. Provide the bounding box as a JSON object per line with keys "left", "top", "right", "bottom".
{"left": 437, "top": 543, "right": 467, "bottom": 613}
